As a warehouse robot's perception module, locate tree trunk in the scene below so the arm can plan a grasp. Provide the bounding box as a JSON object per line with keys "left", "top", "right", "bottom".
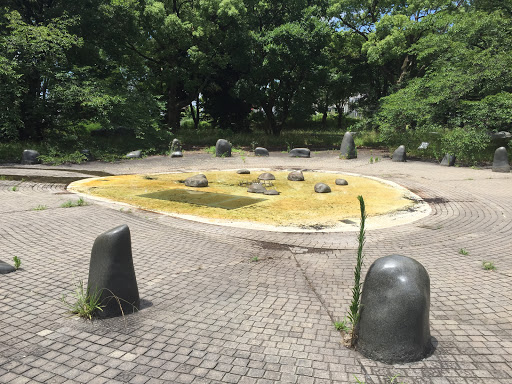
{"left": 189, "top": 100, "right": 199, "bottom": 130}
{"left": 336, "top": 102, "right": 344, "bottom": 129}
{"left": 167, "top": 86, "right": 180, "bottom": 132}
{"left": 263, "top": 105, "right": 280, "bottom": 136}
{"left": 322, "top": 111, "right": 327, "bottom": 129}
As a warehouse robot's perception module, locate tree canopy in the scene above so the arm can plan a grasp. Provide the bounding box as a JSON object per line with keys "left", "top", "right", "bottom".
{"left": 1, "top": 0, "right": 511, "bottom": 141}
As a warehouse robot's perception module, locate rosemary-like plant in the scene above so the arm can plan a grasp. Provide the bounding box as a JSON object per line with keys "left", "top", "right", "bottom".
{"left": 348, "top": 195, "right": 367, "bottom": 346}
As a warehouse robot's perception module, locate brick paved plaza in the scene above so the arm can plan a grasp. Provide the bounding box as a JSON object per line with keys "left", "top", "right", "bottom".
{"left": 1, "top": 149, "right": 511, "bottom": 384}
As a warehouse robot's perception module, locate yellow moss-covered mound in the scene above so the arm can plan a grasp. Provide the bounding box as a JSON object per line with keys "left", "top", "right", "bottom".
{"left": 70, "top": 171, "right": 414, "bottom": 228}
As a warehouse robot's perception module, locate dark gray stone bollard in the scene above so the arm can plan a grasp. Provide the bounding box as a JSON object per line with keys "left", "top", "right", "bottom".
{"left": 492, "top": 147, "right": 510, "bottom": 173}
{"left": 21, "top": 150, "right": 41, "bottom": 165}
{"left": 288, "top": 171, "right": 304, "bottom": 181}
{"left": 184, "top": 174, "right": 208, "bottom": 187}
{"left": 392, "top": 145, "right": 407, "bottom": 162}
{"left": 340, "top": 132, "right": 357, "bottom": 159}
{"left": 170, "top": 139, "right": 183, "bottom": 158}
{"left": 88, "top": 225, "right": 140, "bottom": 318}
{"left": 254, "top": 147, "right": 269, "bottom": 156}
{"left": 440, "top": 154, "right": 456, "bottom": 167}
{"left": 356, "top": 255, "right": 433, "bottom": 364}
{"left": 289, "top": 148, "right": 310, "bottom": 158}
{"left": 0, "top": 260, "right": 16, "bottom": 274}
{"left": 216, "top": 139, "right": 232, "bottom": 157}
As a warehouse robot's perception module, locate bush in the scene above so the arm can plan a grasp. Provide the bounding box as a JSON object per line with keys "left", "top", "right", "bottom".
{"left": 441, "top": 127, "right": 491, "bottom": 165}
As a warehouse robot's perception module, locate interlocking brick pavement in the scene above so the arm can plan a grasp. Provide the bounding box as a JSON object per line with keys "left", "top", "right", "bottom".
{"left": 0, "top": 149, "right": 511, "bottom": 383}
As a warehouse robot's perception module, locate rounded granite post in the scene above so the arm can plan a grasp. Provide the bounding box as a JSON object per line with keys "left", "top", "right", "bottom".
{"left": 88, "top": 225, "right": 140, "bottom": 318}
{"left": 355, "top": 255, "right": 433, "bottom": 363}
{"left": 492, "top": 147, "right": 510, "bottom": 173}
{"left": 216, "top": 139, "right": 232, "bottom": 157}
{"left": 340, "top": 132, "right": 357, "bottom": 159}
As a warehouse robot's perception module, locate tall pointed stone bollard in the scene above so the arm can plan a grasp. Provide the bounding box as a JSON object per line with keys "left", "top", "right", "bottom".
{"left": 356, "top": 255, "right": 433, "bottom": 363}
{"left": 340, "top": 132, "right": 357, "bottom": 159}
{"left": 392, "top": 145, "right": 407, "bottom": 162}
{"left": 492, "top": 147, "right": 510, "bottom": 173}
{"left": 88, "top": 225, "right": 140, "bottom": 318}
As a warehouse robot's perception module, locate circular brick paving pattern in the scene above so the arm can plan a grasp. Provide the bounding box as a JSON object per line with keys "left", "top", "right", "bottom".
{"left": 0, "top": 149, "right": 511, "bottom": 384}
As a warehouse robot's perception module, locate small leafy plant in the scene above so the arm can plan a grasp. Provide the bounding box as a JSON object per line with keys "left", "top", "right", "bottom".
{"left": 32, "top": 205, "right": 48, "bottom": 211}
{"left": 482, "top": 261, "right": 496, "bottom": 271}
{"left": 459, "top": 248, "right": 469, "bottom": 255}
{"left": 334, "top": 318, "right": 351, "bottom": 332}
{"left": 61, "top": 197, "right": 87, "bottom": 208}
{"left": 13, "top": 256, "right": 21, "bottom": 270}
{"left": 61, "top": 280, "right": 104, "bottom": 320}
{"left": 11, "top": 186, "right": 18, "bottom": 191}
{"left": 251, "top": 256, "right": 259, "bottom": 262}
{"left": 369, "top": 157, "right": 374, "bottom": 164}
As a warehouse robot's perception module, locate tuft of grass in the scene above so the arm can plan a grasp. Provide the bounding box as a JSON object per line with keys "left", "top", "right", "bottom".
{"left": 334, "top": 318, "right": 351, "bottom": 332}
{"left": 482, "top": 261, "right": 496, "bottom": 271}
{"left": 61, "top": 280, "right": 104, "bottom": 320}
{"left": 32, "top": 205, "right": 48, "bottom": 211}
{"left": 11, "top": 186, "right": 18, "bottom": 191}
{"left": 251, "top": 256, "right": 259, "bottom": 262}
{"left": 354, "top": 374, "right": 405, "bottom": 384}
{"left": 459, "top": 248, "right": 469, "bottom": 255}
{"left": 13, "top": 256, "right": 21, "bottom": 270}
{"left": 348, "top": 195, "right": 367, "bottom": 346}
{"left": 205, "top": 146, "right": 216, "bottom": 155}
{"left": 60, "top": 197, "right": 87, "bottom": 208}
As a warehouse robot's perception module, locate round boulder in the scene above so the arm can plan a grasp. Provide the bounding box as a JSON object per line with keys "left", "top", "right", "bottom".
{"left": 184, "top": 174, "right": 208, "bottom": 187}
{"left": 289, "top": 148, "right": 310, "bottom": 158}
{"left": 492, "top": 147, "right": 510, "bottom": 173}
{"left": 254, "top": 147, "right": 269, "bottom": 157}
{"left": 264, "top": 189, "right": 280, "bottom": 195}
{"left": 356, "top": 254, "right": 433, "bottom": 364}
{"left": 247, "top": 183, "right": 267, "bottom": 194}
{"left": 21, "top": 149, "right": 41, "bottom": 165}
{"left": 258, "top": 172, "right": 275, "bottom": 181}
{"left": 335, "top": 179, "right": 348, "bottom": 186}
{"left": 392, "top": 145, "right": 407, "bottom": 162}
{"left": 237, "top": 169, "right": 250, "bottom": 174}
{"left": 125, "top": 150, "right": 142, "bottom": 159}
{"left": 216, "top": 139, "right": 232, "bottom": 157}
{"left": 287, "top": 171, "right": 304, "bottom": 181}
{"left": 340, "top": 132, "right": 357, "bottom": 159}
{"left": 314, "top": 183, "right": 331, "bottom": 193}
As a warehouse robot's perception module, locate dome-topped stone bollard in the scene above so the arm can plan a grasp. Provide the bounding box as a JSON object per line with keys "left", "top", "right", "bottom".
{"left": 216, "top": 139, "right": 232, "bottom": 157}
{"left": 88, "top": 225, "right": 140, "bottom": 318}
{"left": 492, "top": 147, "right": 510, "bottom": 173}
{"left": 340, "top": 132, "right": 357, "bottom": 159}
{"left": 355, "top": 254, "right": 433, "bottom": 364}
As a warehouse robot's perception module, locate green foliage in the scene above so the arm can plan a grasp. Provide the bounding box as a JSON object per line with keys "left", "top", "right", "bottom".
{"left": 12, "top": 256, "right": 21, "bottom": 270}
{"left": 61, "top": 280, "right": 104, "bottom": 320}
{"left": 11, "top": 186, "right": 18, "bottom": 191}
{"left": 440, "top": 128, "right": 491, "bottom": 165}
{"left": 251, "top": 256, "right": 259, "bottom": 262}
{"left": 482, "top": 261, "right": 496, "bottom": 271}
{"left": 334, "top": 318, "right": 351, "bottom": 332}
{"left": 32, "top": 205, "right": 48, "bottom": 211}
{"left": 60, "top": 198, "right": 86, "bottom": 208}
{"left": 459, "top": 248, "right": 469, "bottom": 255}
{"left": 38, "top": 151, "right": 87, "bottom": 165}
{"left": 348, "top": 195, "right": 367, "bottom": 346}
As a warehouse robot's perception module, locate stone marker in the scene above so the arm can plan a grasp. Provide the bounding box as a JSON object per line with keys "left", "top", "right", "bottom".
{"left": 216, "top": 139, "right": 232, "bottom": 157}
{"left": 314, "top": 183, "right": 331, "bottom": 193}
{"left": 392, "top": 145, "right": 406, "bottom": 162}
{"left": 0, "top": 261, "right": 15, "bottom": 274}
{"left": 21, "top": 149, "right": 40, "bottom": 165}
{"left": 247, "top": 183, "right": 267, "bottom": 194}
{"left": 288, "top": 171, "right": 304, "bottom": 181}
{"left": 264, "top": 189, "right": 280, "bottom": 195}
{"left": 440, "top": 154, "right": 456, "bottom": 167}
{"left": 258, "top": 172, "right": 275, "bottom": 181}
{"left": 125, "top": 150, "right": 142, "bottom": 159}
{"left": 81, "top": 149, "right": 95, "bottom": 161}
{"left": 340, "top": 132, "right": 357, "bottom": 159}
{"left": 88, "top": 225, "right": 140, "bottom": 318}
{"left": 335, "top": 178, "right": 348, "bottom": 185}
{"left": 184, "top": 174, "right": 208, "bottom": 187}
{"left": 254, "top": 147, "right": 269, "bottom": 157}
{"left": 237, "top": 169, "right": 250, "bottom": 174}
{"left": 289, "top": 148, "right": 310, "bottom": 158}
{"left": 356, "top": 254, "right": 433, "bottom": 364}
{"left": 492, "top": 147, "right": 510, "bottom": 173}
{"left": 170, "top": 138, "right": 183, "bottom": 158}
